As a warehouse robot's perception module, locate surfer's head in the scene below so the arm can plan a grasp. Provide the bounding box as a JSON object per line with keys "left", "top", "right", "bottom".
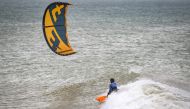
{"left": 110, "top": 78, "right": 115, "bottom": 83}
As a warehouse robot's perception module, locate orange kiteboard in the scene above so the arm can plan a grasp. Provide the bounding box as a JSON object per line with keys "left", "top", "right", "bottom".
{"left": 96, "top": 96, "right": 107, "bottom": 103}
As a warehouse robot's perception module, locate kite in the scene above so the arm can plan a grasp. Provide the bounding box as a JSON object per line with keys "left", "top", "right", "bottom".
{"left": 42, "top": 2, "right": 75, "bottom": 56}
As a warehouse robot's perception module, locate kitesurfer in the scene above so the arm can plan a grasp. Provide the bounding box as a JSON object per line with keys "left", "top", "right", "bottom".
{"left": 107, "top": 78, "right": 118, "bottom": 96}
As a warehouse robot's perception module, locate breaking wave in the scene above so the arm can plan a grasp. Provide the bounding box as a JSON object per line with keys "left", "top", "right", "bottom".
{"left": 100, "top": 79, "right": 190, "bottom": 109}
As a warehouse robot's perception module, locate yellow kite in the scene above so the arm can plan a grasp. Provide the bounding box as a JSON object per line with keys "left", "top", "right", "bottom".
{"left": 42, "top": 2, "right": 75, "bottom": 56}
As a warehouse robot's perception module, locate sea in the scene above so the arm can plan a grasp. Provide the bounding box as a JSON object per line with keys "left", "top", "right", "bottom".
{"left": 0, "top": 0, "right": 190, "bottom": 109}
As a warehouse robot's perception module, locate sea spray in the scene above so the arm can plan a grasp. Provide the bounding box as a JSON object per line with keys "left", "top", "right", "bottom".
{"left": 100, "top": 79, "right": 190, "bottom": 109}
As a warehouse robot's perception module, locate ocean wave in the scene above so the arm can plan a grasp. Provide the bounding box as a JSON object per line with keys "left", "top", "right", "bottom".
{"left": 100, "top": 79, "right": 190, "bottom": 109}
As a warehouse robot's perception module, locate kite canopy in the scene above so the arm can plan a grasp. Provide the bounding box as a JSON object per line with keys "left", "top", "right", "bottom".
{"left": 42, "top": 2, "right": 75, "bottom": 56}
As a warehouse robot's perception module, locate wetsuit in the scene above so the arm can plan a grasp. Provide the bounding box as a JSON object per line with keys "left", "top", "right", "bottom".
{"left": 107, "top": 82, "right": 118, "bottom": 96}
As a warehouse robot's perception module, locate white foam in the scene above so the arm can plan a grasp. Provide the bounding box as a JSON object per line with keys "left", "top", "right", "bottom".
{"left": 100, "top": 79, "right": 190, "bottom": 109}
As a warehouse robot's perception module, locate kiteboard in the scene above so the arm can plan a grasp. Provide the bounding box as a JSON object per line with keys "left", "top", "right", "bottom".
{"left": 96, "top": 96, "right": 107, "bottom": 103}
